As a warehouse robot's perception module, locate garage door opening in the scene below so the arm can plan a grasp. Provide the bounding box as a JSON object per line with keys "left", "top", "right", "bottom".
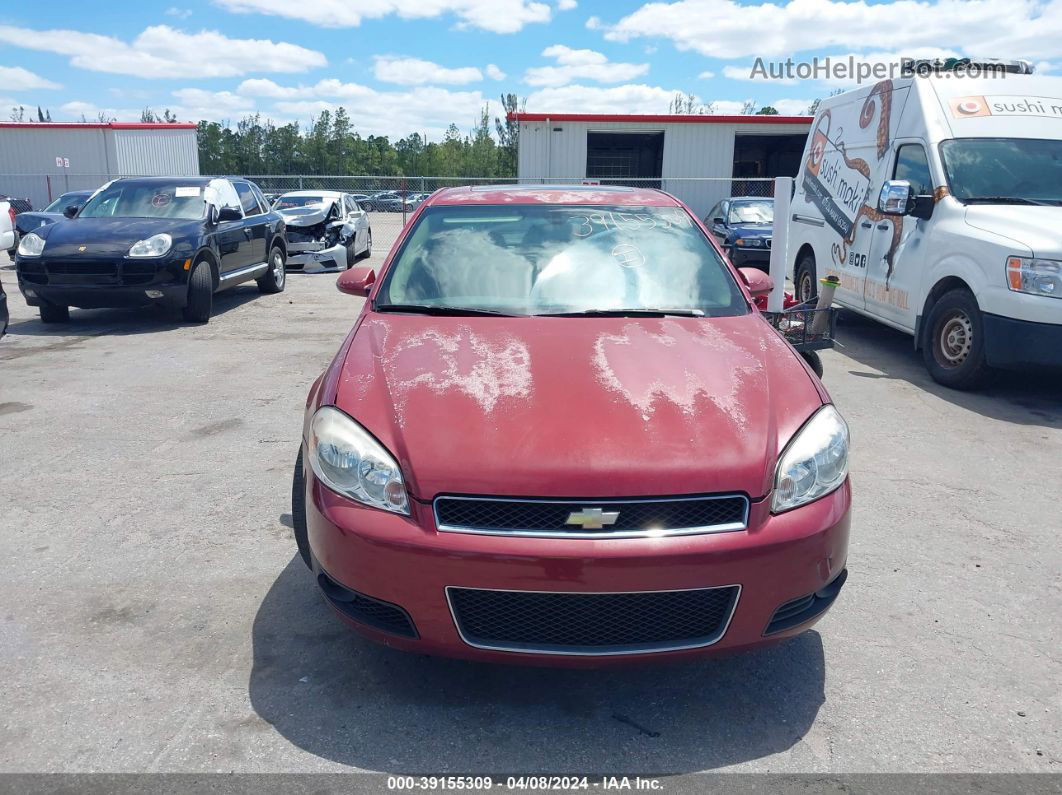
{"left": 586, "top": 131, "right": 664, "bottom": 187}
{"left": 731, "top": 133, "right": 807, "bottom": 195}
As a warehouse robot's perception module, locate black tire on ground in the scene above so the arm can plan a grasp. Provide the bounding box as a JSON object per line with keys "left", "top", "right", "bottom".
{"left": 344, "top": 238, "right": 356, "bottom": 269}
{"left": 182, "top": 259, "right": 213, "bottom": 323}
{"left": 292, "top": 447, "right": 311, "bottom": 569}
{"left": 800, "top": 350, "right": 824, "bottom": 378}
{"left": 257, "top": 245, "right": 286, "bottom": 294}
{"left": 39, "top": 302, "right": 70, "bottom": 323}
{"left": 921, "top": 287, "right": 994, "bottom": 390}
{"left": 796, "top": 253, "right": 817, "bottom": 303}
{"left": 356, "top": 230, "right": 372, "bottom": 260}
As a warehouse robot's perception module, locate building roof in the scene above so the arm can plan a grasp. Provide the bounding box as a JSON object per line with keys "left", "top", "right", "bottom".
{"left": 0, "top": 122, "right": 198, "bottom": 130}
{"left": 429, "top": 184, "right": 680, "bottom": 207}
{"left": 508, "top": 112, "right": 812, "bottom": 125}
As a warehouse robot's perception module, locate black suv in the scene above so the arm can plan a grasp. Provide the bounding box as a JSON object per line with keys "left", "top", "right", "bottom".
{"left": 15, "top": 176, "right": 287, "bottom": 323}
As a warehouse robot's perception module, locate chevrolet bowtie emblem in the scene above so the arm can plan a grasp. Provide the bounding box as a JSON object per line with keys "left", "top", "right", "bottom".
{"left": 78, "top": 245, "right": 87, "bottom": 252}
{"left": 566, "top": 508, "right": 620, "bottom": 530}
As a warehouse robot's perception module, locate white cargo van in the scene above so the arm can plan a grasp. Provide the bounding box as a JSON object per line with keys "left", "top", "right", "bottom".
{"left": 788, "top": 72, "right": 1062, "bottom": 388}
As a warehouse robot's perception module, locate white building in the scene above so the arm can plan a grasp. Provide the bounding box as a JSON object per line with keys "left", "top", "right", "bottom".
{"left": 513, "top": 113, "right": 812, "bottom": 218}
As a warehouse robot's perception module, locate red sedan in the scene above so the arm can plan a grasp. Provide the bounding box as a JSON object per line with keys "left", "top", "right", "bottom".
{"left": 292, "top": 185, "right": 850, "bottom": 666}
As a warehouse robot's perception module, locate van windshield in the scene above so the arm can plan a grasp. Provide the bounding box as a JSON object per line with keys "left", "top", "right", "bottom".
{"left": 940, "top": 138, "right": 1062, "bottom": 204}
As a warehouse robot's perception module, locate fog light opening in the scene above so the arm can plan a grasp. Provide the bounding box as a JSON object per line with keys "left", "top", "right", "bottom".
{"left": 145, "top": 289, "right": 164, "bottom": 299}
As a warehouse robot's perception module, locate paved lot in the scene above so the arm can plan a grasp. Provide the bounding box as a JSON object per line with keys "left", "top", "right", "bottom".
{"left": 0, "top": 230, "right": 1059, "bottom": 775}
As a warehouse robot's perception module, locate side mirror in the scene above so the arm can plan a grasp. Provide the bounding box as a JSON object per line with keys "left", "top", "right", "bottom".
{"left": 337, "top": 266, "right": 376, "bottom": 297}
{"left": 738, "top": 267, "right": 774, "bottom": 298}
{"left": 712, "top": 216, "right": 725, "bottom": 225}
{"left": 63, "top": 205, "right": 78, "bottom": 219}
{"left": 217, "top": 206, "right": 242, "bottom": 223}
{"left": 878, "top": 180, "right": 914, "bottom": 216}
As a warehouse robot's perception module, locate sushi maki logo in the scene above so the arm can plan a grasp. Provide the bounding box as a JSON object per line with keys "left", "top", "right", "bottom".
{"left": 950, "top": 96, "right": 990, "bottom": 117}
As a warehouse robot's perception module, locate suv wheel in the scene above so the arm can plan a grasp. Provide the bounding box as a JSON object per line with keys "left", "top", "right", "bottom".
{"left": 257, "top": 246, "right": 286, "bottom": 293}
{"left": 796, "top": 253, "right": 817, "bottom": 303}
{"left": 922, "top": 288, "right": 993, "bottom": 390}
{"left": 182, "top": 260, "right": 213, "bottom": 323}
{"left": 39, "top": 302, "right": 70, "bottom": 323}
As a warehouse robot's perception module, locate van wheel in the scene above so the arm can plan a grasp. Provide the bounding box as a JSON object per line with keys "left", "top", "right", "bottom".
{"left": 182, "top": 260, "right": 213, "bottom": 323}
{"left": 292, "top": 447, "right": 311, "bottom": 569}
{"left": 796, "top": 254, "right": 817, "bottom": 303}
{"left": 39, "top": 302, "right": 70, "bottom": 323}
{"left": 922, "top": 288, "right": 993, "bottom": 390}
{"left": 257, "top": 246, "right": 286, "bottom": 293}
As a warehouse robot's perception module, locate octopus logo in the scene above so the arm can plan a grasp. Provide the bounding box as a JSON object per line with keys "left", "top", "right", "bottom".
{"left": 950, "top": 96, "right": 990, "bottom": 118}
{"left": 807, "top": 131, "right": 828, "bottom": 176}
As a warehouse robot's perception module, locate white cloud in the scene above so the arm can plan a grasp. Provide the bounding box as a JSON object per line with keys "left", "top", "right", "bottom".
{"left": 557, "top": 0, "right": 577, "bottom": 9}
{"left": 585, "top": 15, "right": 602, "bottom": 29}
{"left": 486, "top": 64, "right": 507, "bottom": 80}
{"left": 373, "top": 55, "right": 483, "bottom": 85}
{"left": 0, "top": 24, "right": 326, "bottom": 79}
{"left": 697, "top": 70, "right": 715, "bottom": 79}
{"left": 0, "top": 66, "right": 61, "bottom": 91}
{"left": 600, "top": 0, "right": 1062, "bottom": 60}
{"left": 524, "top": 45, "right": 649, "bottom": 87}
{"left": 165, "top": 6, "right": 192, "bottom": 18}
{"left": 525, "top": 83, "right": 687, "bottom": 114}
{"left": 217, "top": 0, "right": 552, "bottom": 34}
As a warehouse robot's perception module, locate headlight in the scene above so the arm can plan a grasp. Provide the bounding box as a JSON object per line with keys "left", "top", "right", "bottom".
{"left": 772, "top": 405, "right": 850, "bottom": 513}
{"left": 128, "top": 233, "right": 172, "bottom": 258}
{"left": 735, "top": 238, "right": 763, "bottom": 247}
{"left": 1007, "top": 256, "right": 1061, "bottom": 298}
{"left": 306, "top": 406, "right": 409, "bottom": 515}
{"left": 17, "top": 233, "right": 45, "bottom": 257}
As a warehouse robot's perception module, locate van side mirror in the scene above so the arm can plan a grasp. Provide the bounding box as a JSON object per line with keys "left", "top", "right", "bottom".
{"left": 216, "top": 206, "right": 242, "bottom": 223}
{"left": 337, "top": 266, "right": 376, "bottom": 297}
{"left": 63, "top": 205, "right": 78, "bottom": 218}
{"left": 738, "top": 267, "right": 774, "bottom": 298}
{"left": 878, "top": 180, "right": 914, "bottom": 215}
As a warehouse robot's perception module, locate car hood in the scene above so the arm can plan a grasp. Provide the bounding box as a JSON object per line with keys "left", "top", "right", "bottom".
{"left": 37, "top": 216, "right": 200, "bottom": 258}
{"left": 332, "top": 312, "right": 824, "bottom": 501}
{"left": 276, "top": 205, "right": 331, "bottom": 227}
{"left": 727, "top": 223, "right": 772, "bottom": 240}
{"left": 963, "top": 205, "right": 1062, "bottom": 257}
{"left": 16, "top": 211, "right": 63, "bottom": 233}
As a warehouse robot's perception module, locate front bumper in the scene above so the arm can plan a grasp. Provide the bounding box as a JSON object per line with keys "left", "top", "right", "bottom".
{"left": 303, "top": 464, "right": 851, "bottom": 666}
{"left": 286, "top": 241, "right": 345, "bottom": 269}
{"left": 730, "top": 246, "right": 771, "bottom": 268}
{"left": 15, "top": 255, "right": 189, "bottom": 309}
{"left": 983, "top": 312, "right": 1062, "bottom": 370}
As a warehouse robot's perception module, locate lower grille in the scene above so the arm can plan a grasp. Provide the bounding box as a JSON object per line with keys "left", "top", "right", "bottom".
{"left": 434, "top": 495, "right": 748, "bottom": 538}
{"left": 317, "top": 572, "right": 417, "bottom": 638}
{"left": 20, "top": 260, "right": 159, "bottom": 287}
{"left": 447, "top": 585, "right": 739, "bottom": 655}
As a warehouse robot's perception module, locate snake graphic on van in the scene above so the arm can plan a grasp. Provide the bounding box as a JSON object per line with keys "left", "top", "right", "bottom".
{"left": 802, "top": 79, "right": 904, "bottom": 286}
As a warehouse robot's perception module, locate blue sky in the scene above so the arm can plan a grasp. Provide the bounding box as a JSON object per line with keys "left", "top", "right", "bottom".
{"left": 0, "top": 0, "right": 1057, "bottom": 139}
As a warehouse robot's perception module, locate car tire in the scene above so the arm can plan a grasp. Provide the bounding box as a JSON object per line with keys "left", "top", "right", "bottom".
{"left": 356, "top": 230, "right": 372, "bottom": 261}
{"left": 800, "top": 350, "right": 824, "bottom": 378}
{"left": 796, "top": 253, "right": 817, "bottom": 303}
{"left": 39, "top": 302, "right": 69, "bottom": 323}
{"left": 292, "top": 447, "right": 312, "bottom": 569}
{"left": 182, "top": 260, "right": 213, "bottom": 323}
{"left": 257, "top": 245, "right": 286, "bottom": 294}
{"left": 922, "top": 288, "right": 994, "bottom": 390}
{"left": 344, "top": 238, "right": 356, "bottom": 269}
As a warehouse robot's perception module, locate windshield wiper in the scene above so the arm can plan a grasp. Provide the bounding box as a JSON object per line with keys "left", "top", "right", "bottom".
{"left": 535, "top": 308, "right": 706, "bottom": 318}
{"left": 964, "top": 196, "right": 1059, "bottom": 206}
{"left": 375, "top": 303, "right": 518, "bottom": 317}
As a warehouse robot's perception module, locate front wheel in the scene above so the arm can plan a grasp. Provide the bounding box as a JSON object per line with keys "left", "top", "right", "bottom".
{"left": 182, "top": 260, "right": 213, "bottom": 323}
{"left": 796, "top": 254, "right": 817, "bottom": 303}
{"left": 922, "top": 288, "right": 993, "bottom": 390}
{"left": 257, "top": 246, "right": 286, "bottom": 294}
{"left": 39, "top": 302, "right": 70, "bottom": 323}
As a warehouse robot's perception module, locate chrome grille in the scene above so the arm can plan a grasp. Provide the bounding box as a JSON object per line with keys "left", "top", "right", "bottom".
{"left": 433, "top": 495, "right": 748, "bottom": 538}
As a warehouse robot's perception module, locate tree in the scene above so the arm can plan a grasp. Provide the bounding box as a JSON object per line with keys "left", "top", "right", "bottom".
{"left": 140, "top": 107, "right": 159, "bottom": 123}
{"left": 163, "top": 109, "right": 178, "bottom": 123}
{"left": 740, "top": 99, "right": 757, "bottom": 115}
{"left": 494, "top": 93, "right": 523, "bottom": 176}
{"left": 10, "top": 105, "right": 25, "bottom": 122}
{"left": 756, "top": 106, "right": 779, "bottom": 115}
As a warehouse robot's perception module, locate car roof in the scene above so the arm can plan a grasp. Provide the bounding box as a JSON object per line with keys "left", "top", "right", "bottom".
{"left": 729, "top": 196, "right": 773, "bottom": 202}
{"left": 428, "top": 184, "right": 680, "bottom": 207}
{"left": 277, "top": 190, "right": 344, "bottom": 198}
{"left": 110, "top": 176, "right": 214, "bottom": 186}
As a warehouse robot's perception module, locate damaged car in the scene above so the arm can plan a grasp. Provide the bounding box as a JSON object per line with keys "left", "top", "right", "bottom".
{"left": 273, "top": 191, "right": 371, "bottom": 270}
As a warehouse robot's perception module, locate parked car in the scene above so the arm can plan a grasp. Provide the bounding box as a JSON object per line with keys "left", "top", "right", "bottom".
{"left": 15, "top": 176, "right": 286, "bottom": 323}
{"left": 0, "top": 275, "right": 8, "bottom": 338}
{"left": 272, "top": 190, "right": 371, "bottom": 269}
{"left": 706, "top": 197, "right": 773, "bottom": 269}
{"left": 364, "top": 190, "right": 399, "bottom": 211}
{"left": 15, "top": 191, "right": 93, "bottom": 240}
{"left": 291, "top": 184, "right": 851, "bottom": 665}
{"left": 1, "top": 196, "right": 19, "bottom": 257}
{"left": 789, "top": 69, "right": 1062, "bottom": 389}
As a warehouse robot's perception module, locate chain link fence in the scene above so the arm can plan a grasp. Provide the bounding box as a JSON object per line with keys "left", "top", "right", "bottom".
{"left": 1, "top": 173, "right": 779, "bottom": 254}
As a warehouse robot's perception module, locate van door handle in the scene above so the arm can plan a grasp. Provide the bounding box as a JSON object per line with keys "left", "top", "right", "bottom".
{"left": 860, "top": 221, "right": 873, "bottom": 228}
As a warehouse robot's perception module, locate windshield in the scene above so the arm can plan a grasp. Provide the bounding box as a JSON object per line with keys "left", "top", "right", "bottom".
{"left": 44, "top": 194, "right": 85, "bottom": 213}
{"left": 728, "top": 200, "right": 773, "bottom": 224}
{"left": 275, "top": 195, "right": 327, "bottom": 209}
{"left": 377, "top": 204, "right": 748, "bottom": 317}
{"left": 79, "top": 183, "right": 207, "bottom": 220}
{"left": 940, "top": 138, "right": 1062, "bottom": 203}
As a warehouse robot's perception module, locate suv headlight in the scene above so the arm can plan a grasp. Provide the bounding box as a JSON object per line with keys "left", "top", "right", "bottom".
{"left": 17, "top": 232, "right": 45, "bottom": 257}
{"left": 772, "top": 405, "right": 850, "bottom": 513}
{"left": 306, "top": 406, "right": 409, "bottom": 515}
{"left": 128, "top": 233, "right": 172, "bottom": 258}
{"left": 1007, "top": 256, "right": 1061, "bottom": 298}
